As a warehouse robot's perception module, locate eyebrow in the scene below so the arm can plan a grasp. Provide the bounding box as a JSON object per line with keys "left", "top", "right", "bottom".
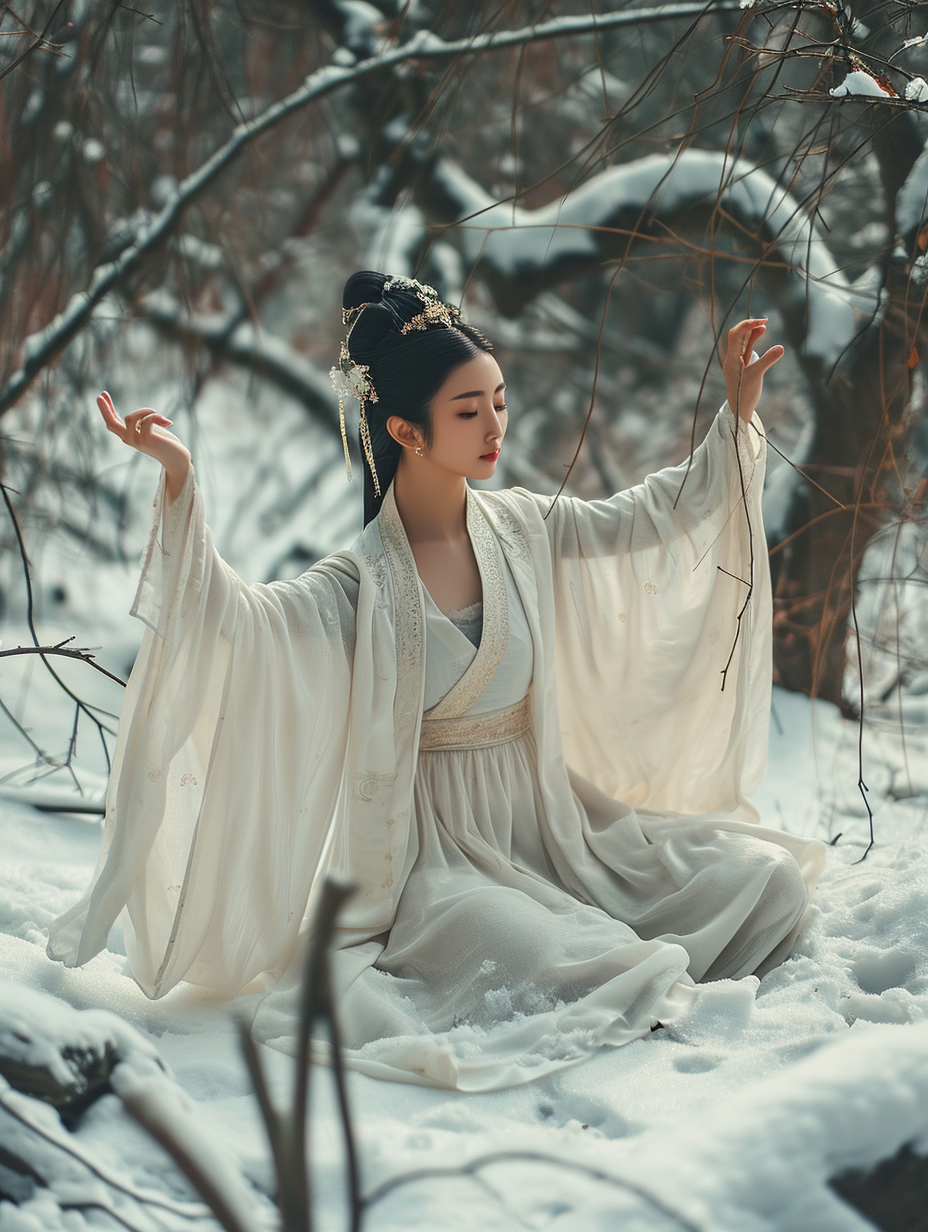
{"left": 450, "top": 383, "right": 507, "bottom": 401}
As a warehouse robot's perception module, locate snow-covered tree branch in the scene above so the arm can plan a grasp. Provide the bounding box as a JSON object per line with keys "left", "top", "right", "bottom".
{"left": 0, "top": 0, "right": 747, "bottom": 418}
{"left": 3, "top": 0, "right": 928, "bottom": 713}
{"left": 141, "top": 291, "right": 341, "bottom": 433}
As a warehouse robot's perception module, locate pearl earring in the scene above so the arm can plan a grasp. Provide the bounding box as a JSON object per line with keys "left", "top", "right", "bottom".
{"left": 415, "top": 446, "right": 424, "bottom": 457}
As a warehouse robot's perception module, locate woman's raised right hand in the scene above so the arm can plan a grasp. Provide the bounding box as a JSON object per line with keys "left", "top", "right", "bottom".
{"left": 98, "top": 391, "right": 191, "bottom": 504}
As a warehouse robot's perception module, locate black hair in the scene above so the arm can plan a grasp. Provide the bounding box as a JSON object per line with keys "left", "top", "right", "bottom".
{"left": 341, "top": 271, "right": 494, "bottom": 525}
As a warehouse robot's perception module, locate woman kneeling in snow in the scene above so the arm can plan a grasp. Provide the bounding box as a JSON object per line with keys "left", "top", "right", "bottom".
{"left": 48, "top": 271, "right": 825, "bottom": 1090}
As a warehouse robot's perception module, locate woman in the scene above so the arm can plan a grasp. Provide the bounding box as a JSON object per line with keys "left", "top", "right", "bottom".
{"left": 48, "top": 272, "right": 824, "bottom": 1090}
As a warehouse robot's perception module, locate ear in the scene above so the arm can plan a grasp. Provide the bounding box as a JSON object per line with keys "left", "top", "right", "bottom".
{"left": 386, "top": 415, "right": 423, "bottom": 451}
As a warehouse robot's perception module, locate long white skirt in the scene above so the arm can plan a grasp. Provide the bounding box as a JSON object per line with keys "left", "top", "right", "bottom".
{"left": 330, "top": 724, "right": 816, "bottom": 1090}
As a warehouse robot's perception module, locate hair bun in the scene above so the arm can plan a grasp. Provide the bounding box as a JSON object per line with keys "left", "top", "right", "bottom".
{"left": 342, "top": 270, "right": 443, "bottom": 354}
{"left": 343, "top": 270, "right": 387, "bottom": 311}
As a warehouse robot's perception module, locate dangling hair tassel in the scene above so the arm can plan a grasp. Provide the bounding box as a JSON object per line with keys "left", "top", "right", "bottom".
{"left": 337, "top": 392, "right": 353, "bottom": 482}
{"left": 359, "top": 400, "right": 381, "bottom": 497}
{"left": 330, "top": 338, "right": 378, "bottom": 487}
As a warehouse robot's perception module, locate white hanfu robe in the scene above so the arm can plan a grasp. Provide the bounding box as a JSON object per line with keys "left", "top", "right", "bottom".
{"left": 47, "top": 404, "right": 825, "bottom": 1090}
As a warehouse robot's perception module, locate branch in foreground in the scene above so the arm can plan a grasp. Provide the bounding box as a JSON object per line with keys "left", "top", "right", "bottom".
{"left": 121, "top": 876, "right": 360, "bottom": 1232}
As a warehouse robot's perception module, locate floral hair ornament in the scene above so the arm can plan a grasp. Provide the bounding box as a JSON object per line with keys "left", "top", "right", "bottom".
{"left": 330, "top": 277, "right": 464, "bottom": 499}
{"left": 329, "top": 336, "right": 381, "bottom": 497}
{"left": 383, "top": 274, "right": 439, "bottom": 300}
{"left": 382, "top": 274, "right": 462, "bottom": 334}
{"left": 401, "top": 300, "right": 461, "bottom": 334}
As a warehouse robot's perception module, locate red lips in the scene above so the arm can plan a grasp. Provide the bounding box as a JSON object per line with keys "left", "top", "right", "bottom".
{"left": 480, "top": 449, "right": 501, "bottom": 461}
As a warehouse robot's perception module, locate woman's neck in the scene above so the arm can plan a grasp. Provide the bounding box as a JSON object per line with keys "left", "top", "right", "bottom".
{"left": 392, "top": 455, "right": 468, "bottom": 546}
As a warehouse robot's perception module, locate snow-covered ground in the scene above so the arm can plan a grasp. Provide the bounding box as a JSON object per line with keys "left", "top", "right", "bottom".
{"left": 3, "top": 675, "right": 928, "bottom": 1229}
{"left": 3, "top": 370, "right": 928, "bottom": 1229}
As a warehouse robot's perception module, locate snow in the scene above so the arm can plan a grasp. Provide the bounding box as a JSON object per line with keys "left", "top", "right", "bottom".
{"left": 898, "top": 144, "right": 928, "bottom": 238}
{"left": 81, "top": 140, "right": 105, "bottom": 165}
{"left": 172, "top": 233, "right": 225, "bottom": 270}
{"left": 0, "top": 981, "right": 163, "bottom": 1089}
{"left": 552, "top": 1023, "right": 928, "bottom": 1229}
{"left": 112, "top": 1067, "right": 272, "bottom": 1230}
{"left": 830, "top": 70, "right": 896, "bottom": 99}
{"left": 354, "top": 193, "right": 427, "bottom": 281}
{"left": 400, "top": 29, "right": 448, "bottom": 55}
{"left": 332, "top": 0, "right": 384, "bottom": 47}
{"left": 3, "top": 653, "right": 928, "bottom": 1227}
{"left": 437, "top": 149, "right": 874, "bottom": 367}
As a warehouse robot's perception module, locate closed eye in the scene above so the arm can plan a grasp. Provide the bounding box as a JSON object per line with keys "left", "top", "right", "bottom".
{"left": 457, "top": 403, "right": 507, "bottom": 419}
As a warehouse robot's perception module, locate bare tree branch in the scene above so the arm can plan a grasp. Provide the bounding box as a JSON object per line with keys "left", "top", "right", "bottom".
{"left": 0, "top": 0, "right": 67, "bottom": 83}
{"left": 141, "top": 291, "right": 341, "bottom": 433}
{"left": 0, "top": 640, "right": 126, "bottom": 688}
{"left": 0, "top": 1088, "right": 211, "bottom": 1218}
{"left": 0, "top": 0, "right": 746, "bottom": 417}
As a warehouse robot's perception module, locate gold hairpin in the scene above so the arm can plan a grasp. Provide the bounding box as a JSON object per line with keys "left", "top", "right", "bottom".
{"left": 359, "top": 402, "right": 380, "bottom": 497}
{"left": 400, "top": 301, "right": 462, "bottom": 334}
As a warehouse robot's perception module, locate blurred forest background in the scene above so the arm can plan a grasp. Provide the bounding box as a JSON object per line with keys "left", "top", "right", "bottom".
{"left": 2, "top": 0, "right": 928, "bottom": 759}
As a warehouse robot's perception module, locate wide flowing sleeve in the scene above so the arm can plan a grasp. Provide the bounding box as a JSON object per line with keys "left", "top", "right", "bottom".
{"left": 47, "top": 466, "right": 359, "bottom": 998}
{"left": 515, "top": 404, "right": 771, "bottom": 819}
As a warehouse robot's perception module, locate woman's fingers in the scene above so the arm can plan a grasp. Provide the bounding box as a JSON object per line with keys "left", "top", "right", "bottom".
{"left": 97, "top": 391, "right": 125, "bottom": 436}
{"left": 96, "top": 391, "right": 190, "bottom": 494}
{"left": 726, "top": 319, "right": 767, "bottom": 361}
{"left": 126, "top": 410, "right": 172, "bottom": 436}
{"left": 100, "top": 394, "right": 173, "bottom": 450}
{"left": 721, "top": 320, "right": 784, "bottom": 420}
{"left": 124, "top": 407, "right": 159, "bottom": 431}
{"left": 724, "top": 321, "right": 784, "bottom": 381}
{"left": 750, "top": 343, "right": 785, "bottom": 375}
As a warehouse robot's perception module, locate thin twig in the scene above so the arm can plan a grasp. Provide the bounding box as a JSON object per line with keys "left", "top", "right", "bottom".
{"left": 0, "top": 1090, "right": 210, "bottom": 1218}
{"left": 0, "top": 482, "right": 119, "bottom": 758}
{"left": 116, "top": 3, "right": 162, "bottom": 22}
{"left": 719, "top": 414, "right": 755, "bottom": 694}
{"left": 0, "top": 1, "right": 747, "bottom": 419}
{"left": 121, "top": 1090, "right": 255, "bottom": 1232}
{"left": 323, "top": 943, "right": 363, "bottom": 1232}
{"left": 849, "top": 451, "right": 876, "bottom": 862}
{"left": 57, "top": 1202, "right": 148, "bottom": 1232}
{"left": 235, "top": 1018, "right": 286, "bottom": 1181}
{"left": 0, "top": 642, "right": 126, "bottom": 687}
{"left": 0, "top": 692, "right": 47, "bottom": 760}
{"left": 0, "top": 0, "right": 66, "bottom": 81}
{"left": 544, "top": 264, "right": 623, "bottom": 517}
{"left": 364, "top": 1148, "right": 702, "bottom": 1231}
{"left": 289, "top": 878, "right": 357, "bottom": 1232}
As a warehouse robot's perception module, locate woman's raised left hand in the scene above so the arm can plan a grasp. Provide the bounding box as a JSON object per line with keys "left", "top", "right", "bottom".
{"left": 720, "top": 318, "right": 784, "bottom": 423}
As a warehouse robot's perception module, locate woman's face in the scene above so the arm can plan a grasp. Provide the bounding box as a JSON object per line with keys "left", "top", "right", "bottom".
{"left": 415, "top": 350, "right": 508, "bottom": 479}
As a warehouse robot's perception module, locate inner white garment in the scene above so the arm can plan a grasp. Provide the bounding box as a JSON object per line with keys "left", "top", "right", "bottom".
{"left": 332, "top": 558, "right": 815, "bottom": 1089}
